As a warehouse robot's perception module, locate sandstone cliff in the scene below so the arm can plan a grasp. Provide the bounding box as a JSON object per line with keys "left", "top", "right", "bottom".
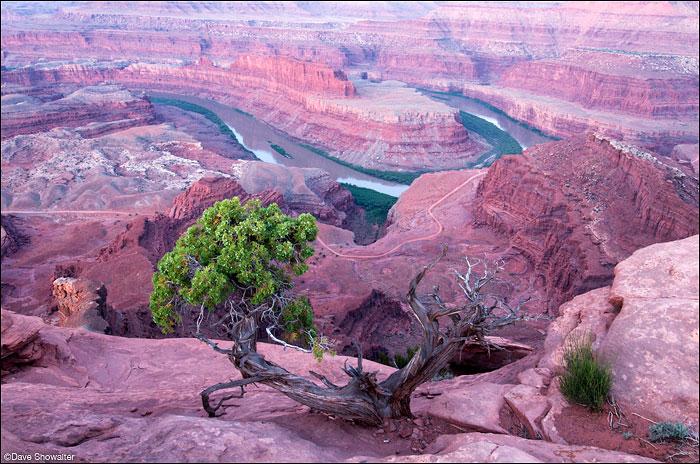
{"left": 2, "top": 59, "right": 485, "bottom": 172}
{"left": 3, "top": 1, "right": 697, "bottom": 157}
{"left": 1, "top": 84, "right": 157, "bottom": 140}
{"left": 497, "top": 51, "right": 699, "bottom": 118}
{"left": 475, "top": 132, "right": 699, "bottom": 313}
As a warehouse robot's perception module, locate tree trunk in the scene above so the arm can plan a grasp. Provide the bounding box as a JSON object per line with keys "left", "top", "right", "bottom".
{"left": 200, "top": 246, "right": 539, "bottom": 425}
{"left": 201, "top": 249, "right": 458, "bottom": 425}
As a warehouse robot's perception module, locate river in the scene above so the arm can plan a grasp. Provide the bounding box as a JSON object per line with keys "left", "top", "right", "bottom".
{"left": 148, "top": 91, "right": 409, "bottom": 197}
{"left": 417, "top": 90, "right": 553, "bottom": 150}
{"left": 148, "top": 90, "right": 551, "bottom": 197}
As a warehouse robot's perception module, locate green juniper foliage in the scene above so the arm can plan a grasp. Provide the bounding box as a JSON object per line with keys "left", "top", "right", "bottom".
{"left": 558, "top": 331, "right": 614, "bottom": 410}
{"left": 149, "top": 198, "right": 320, "bottom": 349}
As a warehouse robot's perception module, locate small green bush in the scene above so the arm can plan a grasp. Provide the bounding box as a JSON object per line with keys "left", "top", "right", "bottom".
{"left": 558, "top": 332, "right": 613, "bottom": 410}
{"left": 377, "top": 346, "right": 419, "bottom": 369}
{"left": 649, "top": 421, "right": 691, "bottom": 443}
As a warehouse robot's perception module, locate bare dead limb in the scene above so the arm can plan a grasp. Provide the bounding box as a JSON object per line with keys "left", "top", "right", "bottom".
{"left": 196, "top": 332, "right": 233, "bottom": 355}
{"left": 195, "top": 245, "right": 540, "bottom": 425}
{"left": 200, "top": 376, "right": 265, "bottom": 416}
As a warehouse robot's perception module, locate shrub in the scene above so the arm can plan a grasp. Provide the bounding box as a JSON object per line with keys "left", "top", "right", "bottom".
{"left": 377, "top": 346, "right": 419, "bottom": 369}
{"left": 649, "top": 421, "right": 691, "bottom": 443}
{"left": 558, "top": 332, "right": 613, "bottom": 410}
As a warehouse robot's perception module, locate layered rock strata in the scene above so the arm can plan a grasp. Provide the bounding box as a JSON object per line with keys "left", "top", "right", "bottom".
{"left": 3, "top": 2, "right": 697, "bottom": 156}
{"left": 475, "top": 132, "right": 700, "bottom": 313}
{"left": 497, "top": 50, "right": 699, "bottom": 118}
{"left": 2, "top": 58, "right": 485, "bottom": 171}
{"left": 52, "top": 277, "right": 110, "bottom": 333}
{"left": 1, "top": 84, "right": 157, "bottom": 140}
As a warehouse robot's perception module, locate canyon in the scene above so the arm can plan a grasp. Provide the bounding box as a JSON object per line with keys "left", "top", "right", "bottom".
{"left": 1, "top": 2, "right": 699, "bottom": 463}
{"left": 2, "top": 58, "right": 486, "bottom": 173}
{"left": 2, "top": 1, "right": 697, "bottom": 156}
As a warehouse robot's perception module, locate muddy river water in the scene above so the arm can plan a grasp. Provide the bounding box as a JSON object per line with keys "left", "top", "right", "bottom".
{"left": 149, "top": 90, "right": 551, "bottom": 197}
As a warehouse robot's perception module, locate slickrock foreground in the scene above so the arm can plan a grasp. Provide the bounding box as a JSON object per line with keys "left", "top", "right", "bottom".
{"left": 3, "top": 235, "right": 698, "bottom": 462}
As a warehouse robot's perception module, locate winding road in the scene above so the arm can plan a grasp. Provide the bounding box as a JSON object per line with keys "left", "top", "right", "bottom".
{"left": 316, "top": 171, "right": 486, "bottom": 260}
{"left": 4, "top": 172, "right": 486, "bottom": 262}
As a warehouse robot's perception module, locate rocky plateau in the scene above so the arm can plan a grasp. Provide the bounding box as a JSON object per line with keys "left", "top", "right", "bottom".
{"left": 1, "top": 2, "right": 699, "bottom": 463}
{"left": 2, "top": 1, "right": 697, "bottom": 155}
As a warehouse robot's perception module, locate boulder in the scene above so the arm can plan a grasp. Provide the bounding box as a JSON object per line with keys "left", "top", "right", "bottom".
{"left": 1, "top": 309, "right": 45, "bottom": 375}
{"left": 600, "top": 235, "right": 699, "bottom": 423}
{"left": 413, "top": 379, "right": 514, "bottom": 434}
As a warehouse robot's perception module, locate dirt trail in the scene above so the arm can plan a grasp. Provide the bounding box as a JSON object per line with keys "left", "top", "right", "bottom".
{"left": 5, "top": 171, "right": 485, "bottom": 261}
{"left": 316, "top": 172, "right": 486, "bottom": 260}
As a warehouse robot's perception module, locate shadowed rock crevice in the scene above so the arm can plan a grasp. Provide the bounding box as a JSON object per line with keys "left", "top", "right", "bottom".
{"left": 1, "top": 214, "right": 29, "bottom": 258}
{"left": 335, "top": 289, "right": 534, "bottom": 376}
{"left": 337, "top": 290, "right": 421, "bottom": 360}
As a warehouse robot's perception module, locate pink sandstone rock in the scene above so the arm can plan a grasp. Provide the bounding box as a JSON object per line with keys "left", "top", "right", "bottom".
{"left": 1, "top": 310, "right": 45, "bottom": 375}
{"left": 480, "top": 235, "right": 700, "bottom": 447}
{"left": 1, "top": 310, "right": 655, "bottom": 463}
{"left": 600, "top": 235, "right": 699, "bottom": 423}
{"left": 413, "top": 379, "right": 514, "bottom": 434}
{"left": 358, "top": 432, "right": 658, "bottom": 463}
{"left": 503, "top": 384, "right": 550, "bottom": 440}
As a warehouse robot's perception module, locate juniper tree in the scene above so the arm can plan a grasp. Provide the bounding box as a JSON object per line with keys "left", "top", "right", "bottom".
{"left": 150, "top": 197, "right": 541, "bottom": 425}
